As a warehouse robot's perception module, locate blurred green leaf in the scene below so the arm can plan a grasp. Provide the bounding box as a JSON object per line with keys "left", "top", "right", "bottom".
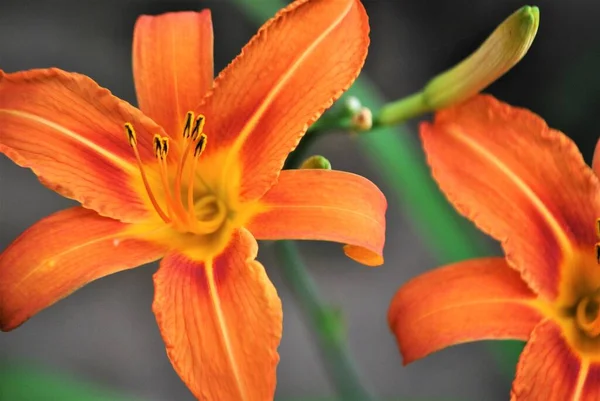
{"left": 0, "top": 363, "right": 141, "bottom": 401}
{"left": 233, "top": 0, "right": 521, "bottom": 378}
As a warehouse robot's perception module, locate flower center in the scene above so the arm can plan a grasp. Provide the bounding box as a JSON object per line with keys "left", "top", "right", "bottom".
{"left": 124, "top": 113, "right": 227, "bottom": 234}
{"left": 576, "top": 291, "right": 600, "bottom": 338}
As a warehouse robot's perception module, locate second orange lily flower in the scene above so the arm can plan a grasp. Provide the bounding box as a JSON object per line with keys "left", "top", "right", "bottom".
{"left": 0, "top": 0, "right": 386, "bottom": 400}
{"left": 389, "top": 94, "right": 600, "bottom": 400}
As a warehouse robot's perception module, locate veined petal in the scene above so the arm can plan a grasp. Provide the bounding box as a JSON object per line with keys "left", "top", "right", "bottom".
{"left": 200, "top": 0, "right": 369, "bottom": 201}
{"left": 512, "top": 319, "right": 600, "bottom": 401}
{"left": 0, "top": 207, "right": 166, "bottom": 331}
{"left": 0, "top": 68, "right": 168, "bottom": 223}
{"left": 247, "top": 169, "right": 386, "bottom": 266}
{"left": 388, "top": 258, "right": 542, "bottom": 365}
{"left": 421, "top": 94, "right": 600, "bottom": 300}
{"left": 133, "top": 11, "right": 214, "bottom": 140}
{"left": 153, "top": 229, "right": 282, "bottom": 401}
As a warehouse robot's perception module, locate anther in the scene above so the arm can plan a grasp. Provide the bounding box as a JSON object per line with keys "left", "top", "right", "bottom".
{"left": 124, "top": 123, "right": 137, "bottom": 146}
{"left": 183, "top": 111, "right": 194, "bottom": 138}
{"left": 191, "top": 115, "right": 205, "bottom": 141}
{"left": 161, "top": 137, "right": 169, "bottom": 158}
{"left": 153, "top": 134, "right": 162, "bottom": 158}
{"left": 596, "top": 243, "right": 600, "bottom": 264}
{"left": 194, "top": 133, "right": 208, "bottom": 157}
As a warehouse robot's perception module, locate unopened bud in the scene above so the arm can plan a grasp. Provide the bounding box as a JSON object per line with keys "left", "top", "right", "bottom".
{"left": 300, "top": 155, "right": 332, "bottom": 170}
{"left": 423, "top": 5, "right": 539, "bottom": 109}
{"left": 351, "top": 107, "right": 373, "bottom": 131}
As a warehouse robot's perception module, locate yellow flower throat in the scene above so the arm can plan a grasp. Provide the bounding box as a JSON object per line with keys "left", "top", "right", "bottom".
{"left": 124, "top": 112, "right": 227, "bottom": 235}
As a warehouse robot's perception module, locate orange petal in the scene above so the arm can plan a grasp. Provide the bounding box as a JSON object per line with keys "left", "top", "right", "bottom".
{"left": 421, "top": 94, "right": 600, "bottom": 300}
{"left": 388, "top": 257, "right": 542, "bottom": 365}
{"left": 133, "top": 11, "right": 213, "bottom": 139}
{"left": 0, "top": 207, "right": 166, "bottom": 331}
{"left": 511, "top": 319, "right": 600, "bottom": 401}
{"left": 200, "top": 0, "right": 369, "bottom": 201}
{"left": 0, "top": 68, "right": 168, "bottom": 223}
{"left": 593, "top": 138, "right": 600, "bottom": 178}
{"left": 153, "top": 229, "right": 282, "bottom": 401}
{"left": 247, "top": 169, "right": 386, "bottom": 266}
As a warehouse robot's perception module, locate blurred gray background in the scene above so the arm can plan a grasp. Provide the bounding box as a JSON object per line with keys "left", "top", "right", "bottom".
{"left": 0, "top": 0, "right": 597, "bottom": 400}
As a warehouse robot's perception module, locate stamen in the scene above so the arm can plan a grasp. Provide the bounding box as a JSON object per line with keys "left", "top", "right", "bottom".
{"left": 174, "top": 113, "right": 205, "bottom": 211}
{"left": 182, "top": 111, "right": 194, "bottom": 138}
{"left": 191, "top": 115, "right": 205, "bottom": 141}
{"left": 187, "top": 133, "right": 208, "bottom": 221}
{"left": 157, "top": 134, "right": 193, "bottom": 229}
{"left": 194, "top": 133, "right": 208, "bottom": 157}
{"left": 124, "top": 124, "right": 170, "bottom": 223}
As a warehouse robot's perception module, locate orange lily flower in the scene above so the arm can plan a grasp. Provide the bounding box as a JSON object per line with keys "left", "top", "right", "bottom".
{"left": 388, "top": 94, "right": 600, "bottom": 400}
{"left": 0, "top": 0, "right": 386, "bottom": 399}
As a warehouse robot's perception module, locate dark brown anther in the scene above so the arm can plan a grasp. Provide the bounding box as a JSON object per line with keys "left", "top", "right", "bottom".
{"left": 124, "top": 123, "right": 137, "bottom": 146}
{"left": 191, "top": 115, "right": 205, "bottom": 141}
{"left": 182, "top": 112, "right": 194, "bottom": 138}
{"left": 194, "top": 133, "right": 208, "bottom": 157}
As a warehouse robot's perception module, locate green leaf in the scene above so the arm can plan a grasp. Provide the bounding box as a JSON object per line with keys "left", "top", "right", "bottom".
{"left": 0, "top": 362, "right": 142, "bottom": 401}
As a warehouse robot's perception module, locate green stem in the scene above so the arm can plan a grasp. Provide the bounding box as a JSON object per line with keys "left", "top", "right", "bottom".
{"left": 374, "top": 91, "right": 430, "bottom": 127}
{"left": 274, "top": 241, "right": 374, "bottom": 401}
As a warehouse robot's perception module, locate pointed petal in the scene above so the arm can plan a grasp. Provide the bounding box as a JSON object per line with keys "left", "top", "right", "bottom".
{"left": 200, "top": 0, "right": 369, "bottom": 201}
{"left": 153, "top": 229, "right": 282, "bottom": 401}
{"left": 0, "top": 207, "right": 166, "bottom": 331}
{"left": 247, "top": 169, "right": 386, "bottom": 266}
{"left": 421, "top": 94, "right": 600, "bottom": 300}
{"left": 388, "top": 257, "right": 543, "bottom": 365}
{"left": 0, "top": 68, "right": 169, "bottom": 222}
{"left": 511, "top": 319, "right": 600, "bottom": 401}
{"left": 133, "top": 11, "right": 214, "bottom": 139}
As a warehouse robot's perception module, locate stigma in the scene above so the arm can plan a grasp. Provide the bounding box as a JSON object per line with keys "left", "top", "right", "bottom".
{"left": 124, "top": 113, "right": 222, "bottom": 234}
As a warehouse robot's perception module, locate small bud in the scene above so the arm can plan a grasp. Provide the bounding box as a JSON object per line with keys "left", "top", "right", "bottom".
{"left": 344, "top": 96, "right": 362, "bottom": 114}
{"left": 351, "top": 107, "right": 373, "bottom": 131}
{"left": 423, "top": 5, "right": 539, "bottom": 109}
{"left": 300, "top": 155, "right": 332, "bottom": 170}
